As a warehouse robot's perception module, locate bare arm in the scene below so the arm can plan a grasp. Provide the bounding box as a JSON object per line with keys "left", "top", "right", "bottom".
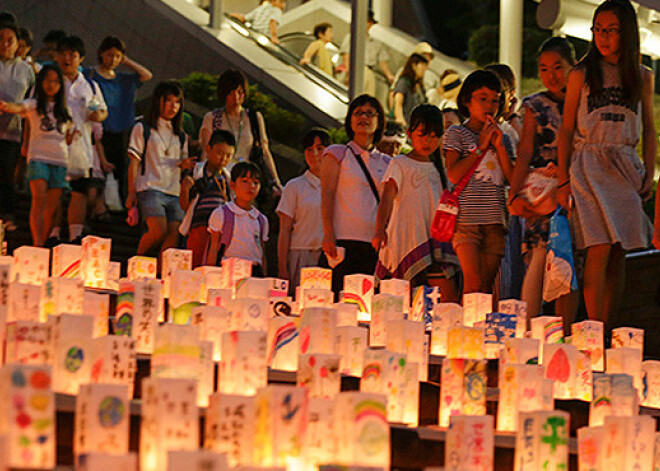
{"left": 372, "top": 179, "right": 397, "bottom": 251}
{"left": 269, "top": 20, "right": 279, "bottom": 44}
{"left": 126, "top": 155, "right": 140, "bottom": 209}
{"left": 508, "top": 110, "right": 536, "bottom": 197}
{"left": 640, "top": 66, "right": 656, "bottom": 200}
{"left": 179, "top": 176, "right": 195, "bottom": 211}
{"left": 230, "top": 13, "right": 246, "bottom": 22}
{"left": 277, "top": 213, "right": 294, "bottom": 280}
{"left": 22, "top": 119, "right": 31, "bottom": 156}
{"left": 257, "top": 112, "right": 282, "bottom": 189}
{"left": 123, "top": 56, "right": 153, "bottom": 83}
{"left": 557, "top": 68, "right": 583, "bottom": 208}
{"left": 379, "top": 61, "right": 394, "bottom": 84}
{"left": 300, "top": 41, "right": 322, "bottom": 65}
{"left": 0, "top": 101, "right": 28, "bottom": 115}
{"left": 393, "top": 93, "right": 406, "bottom": 125}
{"left": 321, "top": 152, "right": 340, "bottom": 258}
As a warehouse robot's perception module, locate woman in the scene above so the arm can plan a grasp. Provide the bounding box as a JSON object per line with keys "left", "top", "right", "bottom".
{"left": 321, "top": 94, "right": 390, "bottom": 295}
{"left": 392, "top": 53, "right": 428, "bottom": 127}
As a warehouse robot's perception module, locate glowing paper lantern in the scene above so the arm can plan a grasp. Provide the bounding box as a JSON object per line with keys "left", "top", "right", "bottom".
{"left": 380, "top": 278, "right": 410, "bottom": 313}
{"left": 439, "top": 358, "right": 487, "bottom": 427}
{"left": 602, "top": 415, "right": 655, "bottom": 469}
{"left": 80, "top": 236, "right": 111, "bottom": 288}
{"left": 74, "top": 384, "right": 130, "bottom": 460}
{"left": 152, "top": 324, "right": 200, "bottom": 380}
{"left": 607, "top": 347, "right": 643, "bottom": 399}
{"left": 194, "top": 266, "right": 223, "bottom": 303}
{"left": 8, "top": 282, "right": 41, "bottom": 322}
{"left": 497, "top": 364, "right": 545, "bottom": 432}
{"left": 572, "top": 320, "right": 605, "bottom": 372}
{"left": 90, "top": 336, "right": 137, "bottom": 397}
{"left": 445, "top": 415, "right": 494, "bottom": 471}
{"left": 300, "top": 267, "right": 332, "bottom": 290}
{"left": 161, "top": 249, "right": 192, "bottom": 298}
{"left": 231, "top": 297, "right": 269, "bottom": 331}
{"left": 575, "top": 351, "right": 593, "bottom": 402}
{"left": 39, "top": 276, "right": 83, "bottom": 321}
{"left": 299, "top": 307, "right": 336, "bottom": 354}
{"left": 206, "top": 288, "right": 232, "bottom": 308}
{"left": 483, "top": 312, "right": 516, "bottom": 359}
{"left": 531, "top": 316, "right": 563, "bottom": 346}
{"left": 514, "top": 410, "right": 570, "bottom": 471}
{"left": 334, "top": 325, "right": 368, "bottom": 376}
{"left": 410, "top": 285, "right": 442, "bottom": 328}
{"left": 78, "top": 453, "right": 138, "bottom": 471}
{"left": 105, "top": 261, "right": 120, "bottom": 290}
{"left": 385, "top": 319, "right": 428, "bottom": 381}
{"left": 498, "top": 299, "right": 528, "bottom": 338}
{"left": 198, "top": 340, "right": 214, "bottom": 407}
{"left": 167, "top": 450, "right": 228, "bottom": 471}
{"left": 299, "top": 288, "right": 334, "bottom": 309}
{"left": 83, "top": 291, "right": 110, "bottom": 338}
{"left": 642, "top": 360, "right": 660, "bottom": 408}
{"left": 220, "top": 257, "right": 252, "bottom": 293}
{"left": 12, "top": 246, "right": 49, "bottom": 285}
{"left": 334, "top": 302, "right": 358, "bottom": 327}
{"left": 264, "top": 277, "right": 288, "bottom": 297}
{"left": 52, "top": 244, "right": 82, "bottom": 278}
{"left": 462, "top": 292, "right": 491, "bottom": 327}
{"left": 360, "top": 348, "right": 411, "bottom": 422}
{"left": 169, "top": 269, "right": 203, "bottom": 324}
{"left": 192, "top": 305, "right": 231, "bottom": 362}
{"left": 500, "top": 337, "right": 540, "bottom": 365}
{"left": 127, "top": 255, "right": 157, "bottom": 280}
{"left": 333, "top": 392, "right": 389, "bottom": 467}
{"left": 401, "top": 361, "right": 420, "bottom": 426}
{"left": 369, "top": 293, "right": 404, "bottom": 347}
{"left": 612, "top": 327, "right": 644, "bottom": 353}
{"left": 446, "top": 325, "right": 485, "bottom": 359}
{"left": 5, "top": 320, "right": 52, "bottom": 365}
{"left": 577, "top": 426, "right": 603, "bottom": 471}
{"left": 343, "top": 274, "right": 375, "bottom": 321}
{"left": 543, "top": 343, "right": 578, "bottom": 399}
{"left": 116, "top": 279, "right": 162, "bottom": 354}
{"left": 267, "top": 316, "right": 299, "bottom": 371}
{"left": 253, "top": 385, "right": 308, "bottom": 466}
{"left": 140, "top": 378, "right": 198, "bottom": 471}
{"left": 590, "top": 373, "right": 638, "bottom": 427}
{"left": 303, "top": 397, "right": 334, "bottom": 468}
{"left": 0, "top": 364, "right": 55, "bottom": 469}
{"left": 205, "top": 393, "right": 256, "bottom": 466}
{"left": 220, "top": 330, "right": 267, "bottom": 395}
{"left": 430, "top": 302, "right": 463, "bottom": 356}
{"left": 52, "top": 313, "right": 94, "bottom": 394}
{"left": 235, "top": 277, "right": 272, "bottom": 300}
{"left": 298, "top": 353, "right": 341, "bottom": 399}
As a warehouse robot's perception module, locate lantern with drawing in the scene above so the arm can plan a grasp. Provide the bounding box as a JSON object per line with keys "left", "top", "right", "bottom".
{"left": 80, "top": 236, "right": 111, "bottom": 288}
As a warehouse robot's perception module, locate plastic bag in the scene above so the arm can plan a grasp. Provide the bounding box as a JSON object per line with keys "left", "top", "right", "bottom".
{"left": 543, "top": 206, "right": 578, "bottom": 302}
{"left": 104, "top": 173, "right": 123, "bottom": 211}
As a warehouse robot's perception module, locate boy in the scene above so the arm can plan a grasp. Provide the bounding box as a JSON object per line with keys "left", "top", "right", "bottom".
{"left": 230, "top": 0, "right": 286, "bottom": 45}
{"left": 206, "top": 162, "right": 268, "bottom": 275}
{"left": 180, "top": 130, "right": 234, "bottom": 267}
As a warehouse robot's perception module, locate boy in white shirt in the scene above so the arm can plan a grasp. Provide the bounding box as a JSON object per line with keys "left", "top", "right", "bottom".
{"left": 206, "top": 162, "right": 269, "bottom": 276}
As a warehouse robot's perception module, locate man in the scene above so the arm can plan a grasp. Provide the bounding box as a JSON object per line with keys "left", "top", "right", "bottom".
{"left": 230, "top": 0, "right": 286, "bottom": 45}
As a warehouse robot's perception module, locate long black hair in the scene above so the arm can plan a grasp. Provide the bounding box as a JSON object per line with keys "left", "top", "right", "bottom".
{"left": 578, "top": 0, "right": 641, "bottom": 105}
{"left": 146, "top": 81, "right": 184, "bottom": 134}
{"left": 399, "top": 53, "right": 428, "bottom": 90}
{"left": 408, "top": 104, "right": 448, "bottom": 188}
{"left": 35, "top": 64, "right": 71, "bottom": 129}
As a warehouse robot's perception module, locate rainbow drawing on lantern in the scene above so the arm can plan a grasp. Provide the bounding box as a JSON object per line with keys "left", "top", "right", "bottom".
{"left": 60, "top": 259, "right": 81, "bottom": 279}
{"left": 355, "top": 399, "right": 387, "bottom": 422}
{"left": 545, "top": 319, "right": 563, "bottom": 343}
{"left": 267, "top": 322, "right": 298, "bottom": 364}
{"left": 362, "top": 363, "right": 382, "bottom": 381}
{"left": 115, "top": 284, "right": 134, "bottom": 336}
{"left": 593, "top": 396, "right": 612, "bottom": 408}
{"left": 343, "top": 292, "right": 368, "bottom": 314}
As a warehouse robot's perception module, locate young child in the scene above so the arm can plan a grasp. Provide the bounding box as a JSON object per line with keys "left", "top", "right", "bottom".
{"left": 444, "top": 69, "right": 515, "bottom": 295}
{"left": 299, "top": 23, "right": 334, "bottom": 76}
{"left": 0, "top": 64, "right": 74, "bottom": 247}
{"left": 373, "top": 104, "right": 460, "bottom": 300}
{"left": 180, "top": 129, "right": 234, "bottom": 267}
{"left": 206, "top": 162, "right": 269, "bottom": 276}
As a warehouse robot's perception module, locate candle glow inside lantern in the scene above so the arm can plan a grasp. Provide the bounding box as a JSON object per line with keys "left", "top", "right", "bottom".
{"left": 12, "top": 245, "right": 50, "bottom": 285}
{"left": 577, "top": 426, "right": 603, "bottom": 471}
{"left": 169, "top": 269, "right": 203, "bottom": 325}
{"left": 80, "top": 236, "right": 111, "bottom": 288}
{"left": 151, "top": 324, "right": 201, "bottom": 381}
{"left": 267, "top": 316, "right": 299, "bottom": 371}
{"left": 514, "top": 410, "right": 570, "bottom": 471}
{"left": 167, "top": 450, "right": 228, "bottom": 471}
{"left": 497, "top": 364, "right": 545, "bottom": 432}
{"left": 40, "top": 276, "right": 83, "bottom": 321}
{"left": 445, "top": 415, "right": 494, "bottom": 471}
{"left": 299, "top": 288, "right": 334, "bottom": 309}
{"left": 483, "top": 312, "right": 516, "bottom": 359}
{"left": 602, "top": 415, "right": 655, "bottom": 469}
{"left": 531, "top": 316, "right": 563, "bottom": 347}
{"left": 140, "top": 378, "right": 198, "bottom": 471}
{"left": 497, "top": 299, "right": 528, "bottom": 338}
{"left": 334, "top": 302, "right": 358, "bottom": 327}
{"left": 343, "top": 274, "right": 375, "bottom": 322}
{"left": 52, "top": 313, "right": 94, "bottom": 394}
{"left": 235, "top": 277, "right": 272, "bottom": 300}
{"left": 116, "top": 278, "right": 162, "bottom": 354}
{"left": 160, "top": 248, "right": 192, "bottom": 297}
{"left": 430, "top": 302, "right": 463, "bottom": 356}
{"left": 74, "top": 384, "right": 130, "bottom": 461}
{"left": 369, "top": 293, "right": 404, "bottom": 347}
{"left": 606, "top": 347, "right": 643, "bottom": 399}
{"left": 298, "top": 353, "right": 341, "bottom": 399}
{"left": 198, "top": 340, "right": 214, "bottom": 407}
{"left": 52, "top": 243, "right": 82, "bottom": 278}
{"left": 220, "top": 330, "right": 267, "bottom": 395}
{"left": 642, "top": 360, "right": 660, "bottom": 408}
{"left": 0, "top": 364, "right": 55, "bottom": 469}
{"left": 303, "top": 397, "right": 334, "bottom": 468}
{"left": 194, "top": 266, "right": 223, "bottom": 303}
{"left": 127, "top": 255, "right": 157, "bottom": 280}
{"left": 192, "top": 305, "right": 231, "bottom": 362}
{"left": 571, "top": 320, "right": 605, "bottom": 372}
{"left": 231, "top": 297, "right": 269, "bottom": 332}
{"left": 446, "top": 325, "right": 485, "bottom": 359}
{"left": 83, "top": 291, "right": 110, "bottom": 338}
{"left": 8, "top": 281, "right": 41, "bottom": 322}
{"left": 106, "top": 261, "right": 121, "bottom": 290}
{"left": 300, "top": 267, "right": 332, "bottom": 290}
{"left": 205, "top": 393, "right": 256, "bottom": 466}
{"left": 543, "top": 343, "right": 578, "bottom": 399}
{"left": 439, "top": 358, "right": 487, "bottom": 427}
{"left": 380, "top": 278, "right": 410, "bottom": 314}
{"left": 611, "top": 327, "right": 644, "bottom": 352}
{"left": 462, "top": 292, "right": 492, "bottom": 327}
{"left": 590, "top": 373, "right": 638, "bottom": 427}
{"left": 220, "top": 257, "right": 252, "bottom": 293}
{"left": 410, "top": 285, "right": 442, "bottom": 328}
{"left": 90, "top": 336, "right": 137, "bottom": 397}
{"left": 385, "top": 319, "right": 428, "bottom": 381}
{"left": 5, "top": 320, "right": 52, "bottom": 365}
{"left": 500, "top": 337, "right": 540, "bottom": 365}
{"left": 299, "top": 307, "right": 336, "bottom": 355}
{"left": 207, "top": 288, "right": 233, "bottom": 308}
{"left": 335, "top": 325, "right": 368, "bottom": 377}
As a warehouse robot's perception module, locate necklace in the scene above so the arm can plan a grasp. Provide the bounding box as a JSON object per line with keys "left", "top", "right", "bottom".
{"left": 154, "top": 126, "right": 177, "bottom": 156}
{"left": 224, "top": 109, "right": 243, "bottom": 151}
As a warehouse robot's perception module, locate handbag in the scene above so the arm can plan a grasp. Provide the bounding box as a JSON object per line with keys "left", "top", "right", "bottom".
{"left": 430, "top": 148, "right": 486, "bottom": 242}
{"left": 543, "top": 206, "right": 578, "bottom": 302}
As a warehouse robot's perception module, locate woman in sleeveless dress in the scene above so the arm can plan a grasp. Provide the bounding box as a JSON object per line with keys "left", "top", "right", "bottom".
{"left": 557, "top": 0, "right": 655, "bottom": 330}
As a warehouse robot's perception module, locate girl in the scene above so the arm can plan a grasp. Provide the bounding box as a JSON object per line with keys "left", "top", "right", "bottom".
{"left": 509, "top": 37, "right": 578, "bottom": 328}
{"left": 557, "top": 0, "right": 655, "bottom": 330}
{"left": 393, "top": 53, "right": 429, "bottom": 127}
{"left": 373, "top": 104, "right": 460, "bottom": 300}
{"left": 444, "top": 69, "right": 515, "bottom": 295}
{"left": 0, "top": 64, "right": 74, "bottom": 247}
{"left": 126, "top": 81, "right": 195, "bottom": 259}
{"left": 277, "top": 128, "right": 329, "bottom": 291}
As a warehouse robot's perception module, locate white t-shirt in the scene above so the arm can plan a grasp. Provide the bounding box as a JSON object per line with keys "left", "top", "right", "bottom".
{"left": 245, "top": 2, "right": 282, "bottom": 35}
{"left": 276, "top": 170, "right": 322, "bottom": 250}
{"left": 208, "top": 201, "right": 269, "bottom": 265}
{"left": 324, "top": 141, "right": 391, "bottom": 243}
{"left": 199, "top": 108, "right": 269, "bottom": 163}
{"left": 128, "top": 119, "right": 189, "bottom": 196}
{"left": 22, "top": 99, "right": 72, "bottom": 166}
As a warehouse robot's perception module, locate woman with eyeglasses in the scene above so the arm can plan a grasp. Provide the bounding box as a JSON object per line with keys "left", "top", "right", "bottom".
{"left": 320, "top": 94, "right": 391, "bottom": 296}
{"left": 557, "top": 0, "right": 655, "bottom": 332}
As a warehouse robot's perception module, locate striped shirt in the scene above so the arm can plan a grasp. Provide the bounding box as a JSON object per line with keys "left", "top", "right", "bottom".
{"left": 245, "top": 2, "right": 282, "bottom": 35}
{"left": 189, "top": 164, "right": 230, "bottom": 229}
{"left": 443, "top": 124, "right": 514, "bottom": 226}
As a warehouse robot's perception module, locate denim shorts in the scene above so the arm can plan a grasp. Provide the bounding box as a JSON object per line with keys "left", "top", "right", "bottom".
{"left": 137, "top": 189, "right": 184, "bottom": 222}
{"left": 27, "top": 161, "right": 69, "bottom": 189}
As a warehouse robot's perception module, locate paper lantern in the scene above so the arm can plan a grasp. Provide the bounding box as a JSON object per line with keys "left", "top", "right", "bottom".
{"left": 167, "top": 450, "right": 228, "bottom": 471}
{"left": 462, "top": 292, "right": 491, "bottom": 327}
{"left": 220, "top": 257, "right": 252, "bottom": 293}
{"left": 83, "top": 291, "right": 110, "bottom": 338}
{"left": 0, "top": 261, "right": 9, "bottom": 363}
{"left": 577, "top": 426, "right": 603, "bottom": 471}
{"left": 571, "top": 320, "right": 605, "bottom": 372}
{"left": 300, "top": 267, "right": 332, "bottom": 290}
{"left": 299, "top": 288, "right": 334, "bottom": 309}
{"left": 161, "top": 248, "right": 192, "bottom": 298}
{"left": 334, "top": 325, "right": 368, "bottom": 376}
{"left": 140, "top": 377, "right": 198, "bottom": 471}
{"left": 253, "top": 385, "right": 308, "bottom": 466}
{"left": 575, "top": 351, "right": 593, "bottom": 402}
{"left": 12, "top": 246, "right": 49, "bottom": 285}
{"left": 105, "top": 261, "right": 120, "bottom": 290}
{"left": 543, "top": 343, "right": 578, "bottom": 399}
{"left": 80, "top": 236, "right": 111, "bottom": 288}
{"left": 612, "top": 327, "right": 644, "bottom": 353}
{"left": 52, "top": 313, "right": 94, "bottom": 394}
{"left": 530, "top": 316, "right": 563, "bottom": 347}
{"left": 654, "top": 433, "right": 660, "bottom": 471}
{"left": 116, "top": 279, "right": 162, "bottom": 354}
{"left": 500, "top": 337, "right": 540, "bottom": 365}
{"left": 8, "top": 282, "right": 41, "bottom": 322}
{"left": 590, "top": 373, "right": 638, "bottom": 427}
{"left": 343, "top": 274, "right": 375, "bottom": 321}
{"left": 74, "top": 384, "right": 130, "bottom": 460}
{"left": 152, "top": 324, "right": 201, "bottom": 380}
{"left": 231, "top": 297, "right": 269, "bottom": 331}
{"left": 267, "top": 316, "right": 299, "bottom": 371}
{"left": 642, "top": 360, "right": 660, "bottom": 408}
{"left": 191, "top": 305, "right": 231, "bottom": 362}
{"left": 78, "top": 453, "right": 138, "bottom": 471}
{"left": 385, "top": 319, "right": 428, "bottom": 381}
{"left": 194, "top": 266, "right": 223, "bottom": 303}
{"left": 334, "top": 302, "right": 358, "bottom": 327}
{"left": 439, "top": 358, "right": 487, "bottom": 427}
{"left": 483, "top": 312, "right": 516, "bottom": 359}
{"left": 497, "top": 364, "right": 545, "bottom": 432}
{"left": 607, "top": 347, "right": 643, "bottom": 399}
{"left": 299, "top": 307, "right": 336, "bottom": 354}
{"left": 379, "top": 278, "right": 410, "bottom": 314}
{"left": 169, "top": 269, "right": 203, "bottom": 324}
{"left": 90, "top": 336, "right": 137, "bottom": 397}
{"left": 220, "top": 330, "right": 267, "bottom": 395}
{"left": 264, "top": 277, "right": 289, "bottom": 297}
{"left": 303, "top": 397, "right": 334, "bottom": 468}
{"left": 207, "top": 288, "right": 233, "bottom": 308}
{"left": 602, "top": 415, "right": 655, "bottom": 469}
{"left": 498, "top": 299, "right": 528, "bottom": 338}
{"left": 0, "top": 364, "right": 55, "bottom": 469}
{"left": 514, "top": 410, "right": 570, "bottom": 471}
{"left": 205, "top": 393, "right": 256, "bottom": 466}
{"left": 298, "top": 353, "right": 341, "bottom": 399}
{"left": 127, "top": 255, "right": 157, "bottom": 280}
{"left": 446, "top": 325, "right": 485, "bottom": 359}
{"left": 198, "top": 340, "right": 214, "bottom": 407}
{"left": 236, "top": 277, "right": 272, "bottom": 300}
{"left": 411, "top": 285, "right": 442, "bottom": 328}
{"left": 445, "top": 415, "right": 494, "bottom": 471}
{"left": 52, "top": 243, "right": 82, "bottom": 278}
{"left": 5, "top": 320, "right": 52, "bottom": 365}
{"left": 39, "top": 276, "right": 83, "bottom": 321}
{"left": 430, "top": 302, "right": 463, "bottom": 356}
{"left": 369, "top": 293, "right": 404, "bottom": 347}
{"left": 399, "top": 361, "right": 420, "bottom": 427}
{"left": 360, "top": 348, "right": 410, "bottom": 422}
{"left": 333, "top": 392, "right": 389, "bottom": 467}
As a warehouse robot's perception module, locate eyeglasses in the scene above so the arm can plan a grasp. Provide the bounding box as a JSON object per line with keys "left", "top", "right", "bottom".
{"left": 353, "top": 110, "right": 378, "bottom": 118}
{"left": 591, "top": 26, "right": 621, "bottom": 36}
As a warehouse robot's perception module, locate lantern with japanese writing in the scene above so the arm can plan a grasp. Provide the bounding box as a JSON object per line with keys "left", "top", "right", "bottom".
{"left": 161, "top": 248, "right": 192, "bottom": 298}
{"left": 410, "top": 285, "right": 442, "bottom": 328}
{"left": 52, "top": 313, "right": 94, "bottom": 394}
{"left": 220, "top": 330, "right": 267, "bottom": 395}
{"left": 514, "top": 410, "right": 570, "bottom": 471}
{"left": 39, "top": 276, "right": 83, "bottom": 321}
{"left": 298, "top": 353, "right": 341, "bottom": 399}
{"left": 430, "top": 302, "right": 463, "bottom": 356}
{"left": 602, "top": 415, "right": 655, "bottom": 469}
{"left": 299, "top": 307, "right": 336, "bottom": 355}
{"left": 498, "top": 299, "right": 528, "bottom": 338}
{"left": 300, "top": 267, "right": 332, "bottom": 290}
{"left": 80, "top": 236, "right": 111, "bottom": 288}
{"left": 205, "top": 393, "right": 256, "bottom": 466}
{"left": 169, "top": 269, "right": 203, "bottom": 324}
{"left": 8, "top": 281, "right": 41, "bottom": 322}
{"left": 543, "top": 343, "right": 578, "bottom": 399}
{"left": 578, "top": 426, "right": 603, "bottom": 471}
{"left": 151, "top": 324, "right": 201, "bottom": 381}
{"left": 52, "top": 243, "right": 82, "bottom": 279}
{"left": 167, "top": 450, "right": 227, "bottom": 471}
{"left": 445, "top": 415, "right": 494, "bottom": 471}
{"left": 90, "top": 336, "right": 136, "bottom": 397}
{"left": 571, "top": 320, "right": 604, "bottom": 372}
{"left": 12, "top": 245, "right": 49, "bottom": 285}
{"left": 335, "top": 325, "right": 368, "bottom": 376}
{"left": 446, "top": 325, "right": 485, "bottom": 359}
{"left": 127, "top": 255, "right": 157, "bottom": 280}
{"left": 369, "top": 293, "right": 404, "bottom": 347}
{"left": 462, "top": 292, "right": 491, "bottom": 327}
{"left": 334, "top": 302, "right": 358, "bottom": 327}
{"left": 267, "top": 316, "right": 299, "bottom": 371}
{"left": 385, "top": 319, "right": 428, "bottom": 381}
{"left": 343, "top": 274, "right": 375, "bottom": 322}
{"left": 5, "top": 320, "right": 52, "bottom": 365}
{"left": 589, "top": 373, "right": 637, "bottom": 427}
{"left": 497, "top": 364, "right": 544, "bottom": 432}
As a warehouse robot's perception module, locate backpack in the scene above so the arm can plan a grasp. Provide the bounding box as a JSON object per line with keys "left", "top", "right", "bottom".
{"left": 133, "top": 121, "right": 187, "bottom": 175}
{"left": 216, "top": 204, "right": 268, "bottom": 263}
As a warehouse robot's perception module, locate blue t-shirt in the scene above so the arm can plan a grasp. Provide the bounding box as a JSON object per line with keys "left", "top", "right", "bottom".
{"left": 83, "top": 68, "right": 141, "bottom": 133}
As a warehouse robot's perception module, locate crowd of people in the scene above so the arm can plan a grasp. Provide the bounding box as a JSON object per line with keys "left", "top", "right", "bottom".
{"left": 1, "top": 0, "right": 659, "bottom": 336}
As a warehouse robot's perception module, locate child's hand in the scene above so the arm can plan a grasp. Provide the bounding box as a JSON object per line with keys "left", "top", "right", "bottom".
{"left": 125, "top": 191, "right": 137, "bottom": 209}
{"left": 372, "top": 229, "right": 388, "bottom": 251}
{"left": 101, "top": 160, "right": 115, "bottom": 173}
{"left": 178, "top": 157, "right": 197, "bottom": 171}
{"left": 322, "top": 234, "right": 338, "bottom": 259}
{"left": 181, "top": 175, "right": 195, "bottom": 191}
{"left": 557, "top": 182, "right": 572, "bottom": 210}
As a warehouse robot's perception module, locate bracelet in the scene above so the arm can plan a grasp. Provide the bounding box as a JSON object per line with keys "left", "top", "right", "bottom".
{"left": 557, "top": 180, "right": 570, "bottom": 189}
